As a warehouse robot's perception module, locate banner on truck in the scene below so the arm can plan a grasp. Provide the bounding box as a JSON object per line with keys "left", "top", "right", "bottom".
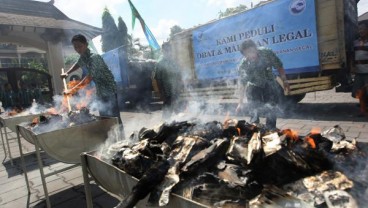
{"left": 192, "top": 0, "right": 319, "bottom": 80}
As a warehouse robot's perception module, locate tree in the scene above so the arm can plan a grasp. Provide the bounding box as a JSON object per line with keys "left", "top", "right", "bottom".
{"left": 117, "top": 16, "right": 129, "bottom": 48}
{"left": 169, "top": 25, "right": 184, "bottom": 39}
{"left": 218, "top": 4, "right": 248, "bottom": 18}
{"left": 101, "top": 7, "right": 123, "bottom": 52}
{"left": 64, "top": 54, "right": 79, "bottom": 66}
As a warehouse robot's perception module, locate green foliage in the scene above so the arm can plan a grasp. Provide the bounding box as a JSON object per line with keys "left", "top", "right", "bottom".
{"left": 218, "top": 4, "right": 248, "bottom": 18}
{"left": 64, "top": 54, "right": 79, "bottom": 66}
{"left": 27, "top": 60, "right": 48, "bottom": 73}
{"left": 169, "top": 25, "right": 184, "bottom": 39}
{"left": 100, "top": 11, "right": 158, "bottom": 60}
{"left": 118, "top": 16, "right": 128, "bottom": 46}
{"left": 101, "top": 7, "right": 123, "bottom": 52}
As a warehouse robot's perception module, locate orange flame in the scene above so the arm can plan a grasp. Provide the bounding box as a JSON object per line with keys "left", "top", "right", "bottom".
{"left": 282, "top": 129, "right": 299, "bottom": 141}
{"left": 305, "top": 137, "right": 316, "bottom": 149}
{"left": 236, "top": 128, "right": 241, "bottom": 136}
{"left": 62, "top": 77, "right": 95, "bottom": 111}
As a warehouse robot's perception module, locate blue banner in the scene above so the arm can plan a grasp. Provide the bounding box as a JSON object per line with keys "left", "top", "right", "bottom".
{"left": 102, "top": 47, "right": 129, "bottom": 88}
{"left": 192, "top": 0, "right": 319, "bottom": 80}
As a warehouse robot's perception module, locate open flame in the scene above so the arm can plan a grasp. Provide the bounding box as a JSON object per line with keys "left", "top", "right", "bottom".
{"left": 305, "top": 136, "right": 316, "bottom": 149}
{"left": 61, "top": 78, "right": 95, "bottom": 112}
{"left": 281, "top": 129, "right": 299, "bottom": 141}
{"left": 304, "top": 127, "right": 322, "bottom": 149}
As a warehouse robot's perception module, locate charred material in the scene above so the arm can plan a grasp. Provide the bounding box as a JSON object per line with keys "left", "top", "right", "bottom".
{"left": 67, "top": 107, "right": 96, "bottom": 125}
{"left": 253, "top": 143, "right": 333, "bottom": 186}
{"left": 115, "top": 159, "right": 170, "bottom": 208}
{"left": 108, "top": 120, "right": 362, "bottom": 207}
{"left": 180, "top": 138, "right": 230, "bottom": 177}
{"left": 147, "top": 121, "right": 194, "bottom": 145}
{"left": 111, "top": 139, "right": 165, "bottom": 178}
{"left": 187, "top": 162, "right": 263, "bottom": 203}
{"left": 148, "top": 136, "right": 209, "bottom": 206}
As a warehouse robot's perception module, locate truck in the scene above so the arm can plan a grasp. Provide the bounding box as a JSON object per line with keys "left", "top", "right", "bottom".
{"left": 167, "top": 0, "right": 359, "bottom": 103}
{"left": 101, "top": 46, "right": 157, "bottom": 108}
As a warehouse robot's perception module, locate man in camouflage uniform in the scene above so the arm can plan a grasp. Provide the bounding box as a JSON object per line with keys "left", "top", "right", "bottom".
{"left": 61, "top": 34, "right": 123, "bottom": 126}
{"left": 154, "top": 43, "right": 183, "bottom": 119}
{"left": 236, "top": 39, "right": 289, "bottom": 129}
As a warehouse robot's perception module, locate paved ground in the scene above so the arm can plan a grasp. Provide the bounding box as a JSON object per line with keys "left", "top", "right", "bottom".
{"left": 0, "top": 89, "right": 367, "bottom": 208}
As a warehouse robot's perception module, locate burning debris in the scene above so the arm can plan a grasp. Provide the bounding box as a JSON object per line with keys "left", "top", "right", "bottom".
{"left": 101, "top": 119, "right": 365, "bottom": 208}
{"left": 0, "top": 101, "right": 45, "bottom": 118}
{"left": 28, "top": 107, "right": 97, "bottom": 134}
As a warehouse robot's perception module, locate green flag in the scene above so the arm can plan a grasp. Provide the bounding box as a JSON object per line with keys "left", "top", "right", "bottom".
{"left": 127, "top": 0, "right": 160, "bottom": 50}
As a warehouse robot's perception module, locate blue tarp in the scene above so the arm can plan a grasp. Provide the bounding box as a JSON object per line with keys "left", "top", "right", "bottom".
{"left": 192, "top": 0, "right": 320, "bottom": 80}
{"left": 101, "top": 47, "right": 129, "bottom": 88}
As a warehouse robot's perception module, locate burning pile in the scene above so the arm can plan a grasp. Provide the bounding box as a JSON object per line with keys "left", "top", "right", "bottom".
{"left": 105, "top": 119, "right": 366, "bottom": 208}
{"left": 28, "top": 107, "right": 97, "bottom": 134}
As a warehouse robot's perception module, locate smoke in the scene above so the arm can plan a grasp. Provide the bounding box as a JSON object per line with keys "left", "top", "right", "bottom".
{"left": 332, "top": 143, "right": 368, "bottom": 207}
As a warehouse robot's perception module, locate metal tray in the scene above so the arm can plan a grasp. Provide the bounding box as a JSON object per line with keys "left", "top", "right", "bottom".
{"left": 0, "top": 114, "right": 39, "bottom": 132}
{"left": 18, "top": 116, "right": 118, "bottom": 164}
{"left": 81, "top": 151, "right": 208, "bottom": 208}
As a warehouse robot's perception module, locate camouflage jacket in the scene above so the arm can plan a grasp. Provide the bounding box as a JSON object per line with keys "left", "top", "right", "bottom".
{"left": 77, "top": 49, "right": 117, "bottom": 97}
{"left": 154, "top": 55, "right": 182, "bottom": 99}
{"left": 238, "top": 48, "right": 283, "bottom": 88}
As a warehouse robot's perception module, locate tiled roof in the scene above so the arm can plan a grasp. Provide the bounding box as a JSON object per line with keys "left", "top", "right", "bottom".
{"left": 359, "top": 12, "right": 368, "bottom": 21}
{"left": 0, "top": 0, "right": 102, "bottom": 39}
{"left": 0, "top": 0, "right": 68, "bottom": 20}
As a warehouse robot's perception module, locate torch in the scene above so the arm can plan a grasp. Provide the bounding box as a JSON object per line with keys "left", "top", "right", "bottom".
{"left": 62, "top": 68, "right": 72, "bottom": 112}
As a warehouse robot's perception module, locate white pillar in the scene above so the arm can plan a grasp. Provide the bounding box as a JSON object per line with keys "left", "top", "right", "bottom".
{"left": 46, "top": 41, "right": 65, "bottom": 95}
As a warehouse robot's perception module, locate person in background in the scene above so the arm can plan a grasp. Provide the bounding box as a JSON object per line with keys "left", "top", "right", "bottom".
{"left": 61, "top": 34, "right": 123, "bottom": 128}
{"left": 154, "top": 42, "right": 183, "bottom": 120}
{"left": 352, "top": 20, "right": 368, "bottom": 117}
{"left": 236, "top": 39, "right": 289, "bottom": 130}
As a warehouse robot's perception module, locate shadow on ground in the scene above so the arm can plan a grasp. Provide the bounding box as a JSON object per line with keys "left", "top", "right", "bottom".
{"left": 279, "top": 102, "right": 367, "bottom": 122}
{"left": 2, "top": 151, "right": 59, "bottom": 177}
{"left": 32, "top": 184, "right": 119, "bottom": 208}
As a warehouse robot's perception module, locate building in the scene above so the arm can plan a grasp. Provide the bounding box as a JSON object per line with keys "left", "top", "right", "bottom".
{"left": 0, "top": 0, "right": 102, "bottom": 99}
{"left": 359, "top": 11, "right": 368, "bottom": 22}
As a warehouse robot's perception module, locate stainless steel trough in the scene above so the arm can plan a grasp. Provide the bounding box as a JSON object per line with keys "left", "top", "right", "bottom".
{"left": 16, "top": 116, "right": 119, "bottom": 208}
{"left": 17, "top": 116, "right": 118, "bottom": 164}
{"left": 81, "top": 151, "right": 208, "bottom": 208}
{"left": 0, "top": 113, "right": 40, "bottom": 164}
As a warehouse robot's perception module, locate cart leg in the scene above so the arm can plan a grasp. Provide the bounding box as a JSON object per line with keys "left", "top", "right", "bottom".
{"left": 1, "top": 126, "right": 8, "bottom": 163}
{"left": 35, "top": 140, "right": 51, "bottom": 208}
{"left": 81, "top": 153, "right": 94, "bottom": 208}
{"left": 4, "top": 127, "right": 13, "bottom": 165}
{"left": 16, "top": 126, "right": 31, "bottom": 207}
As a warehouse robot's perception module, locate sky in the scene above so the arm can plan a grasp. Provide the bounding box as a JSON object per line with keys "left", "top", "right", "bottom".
{"left": 39, "top": 0, "right": 368, "bottom": 54}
